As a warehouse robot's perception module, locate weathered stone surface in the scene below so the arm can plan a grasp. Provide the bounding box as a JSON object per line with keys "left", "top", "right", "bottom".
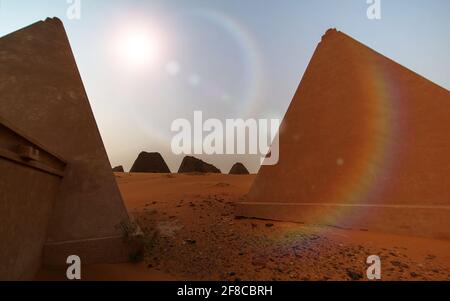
{"left": 229, "top": 163, "right": 250, "bottom": 175}
{"left": 237, "top": 29, "right": 450, "bottom": 239}
{"left": 0, "top": 18, "right": 136, "bottom": 279}
{"left": 0, "top": 119, "right": 66, "bottom": 280}
{"left": 178, "top": 156, "right": 221, "bottom": 173}
{"left": 130, "top": 152, "right": 170, "bottom": 173}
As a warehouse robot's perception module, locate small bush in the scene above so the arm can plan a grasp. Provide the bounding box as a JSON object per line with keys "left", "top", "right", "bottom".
{"left": 116, "top": 219, "right": 157, "bottom": 262}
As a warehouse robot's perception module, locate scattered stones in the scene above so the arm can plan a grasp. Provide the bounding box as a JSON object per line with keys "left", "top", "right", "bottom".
{"left": 132, "top": 175, "right": 450, "bottom": 281}
{"left": 301, "top": 277, "right": 310, "bottom": 281}
{"left": 310, "top": 234, "right": 320, "bottom": 240}
{"left": 346, "top": 269, "right": 363, "bottom": 280}
{"left": 391, "top": 261, "right": 409, "bottom": 269}
{"left": 252, "top": 256, "right": 267, "bottom": 268}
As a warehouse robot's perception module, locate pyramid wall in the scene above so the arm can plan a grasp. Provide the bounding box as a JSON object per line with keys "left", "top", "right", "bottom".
{"left": 0, "top": 118, "right": 67, "bottom": 280}
{"left": 237, "top": 29, "right": 450, "bottom": 239}
{"left": 0, "top": 18, "right": 135, "bottom": 278}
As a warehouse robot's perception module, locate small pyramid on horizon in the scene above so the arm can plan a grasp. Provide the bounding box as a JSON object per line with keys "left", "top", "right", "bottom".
{"left": 130, "top": 152, "right": 170, "bottom": 173}
{"left": 229, "top": 163, "right": 250, "bottom": 175}
{"left": 112, "top": 165, "right": 124, "bottom": 172}
{"left": 178, "top": 156, "right": 221, "bottom": 174}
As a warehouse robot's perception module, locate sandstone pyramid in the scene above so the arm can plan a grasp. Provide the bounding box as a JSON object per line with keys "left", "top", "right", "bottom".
{"left": 178, "top": 156, "right": 221, "bottom": 173}
{"left": 229, "top": 163, "right": 250, "bottom": 175}
{"left": 0, "top": 18, "right": 138, "bottom": 279}
{"left": 112, "top": 165, "right": 125, "bottom": 172}
{"left": 130, "top": 152, "right": 170, "bottom": 173}
{"left": 237, "top": 29, "right": 450, "bottom": 240}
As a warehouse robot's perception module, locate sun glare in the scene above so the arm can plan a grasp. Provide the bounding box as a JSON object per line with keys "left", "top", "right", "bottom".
{"left": 115, "top": 25, "right": 161, "bottom": 69}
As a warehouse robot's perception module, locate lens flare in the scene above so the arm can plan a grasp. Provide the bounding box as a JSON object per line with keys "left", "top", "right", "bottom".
{"left": 115, "top": 25, "right": 161, "bottom": 69}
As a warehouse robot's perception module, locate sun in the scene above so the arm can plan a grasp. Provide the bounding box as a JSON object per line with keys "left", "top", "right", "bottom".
{"left": 115, "top": 25, "right": 161, "bottom": 69}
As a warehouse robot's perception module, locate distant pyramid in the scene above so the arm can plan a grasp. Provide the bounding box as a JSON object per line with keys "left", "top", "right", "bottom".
{"left": 130, "top": 152, "right": 170, "bottom": 173}
{"left": 178, "top": 156, "right": 221, "bottom": 173}
{"left": 229, "top": 163, "right": 250, "bottom": 175}
{"left": 112, "top": 165, "right": 125, "bottom": 172}
{"left": 237, "top": 29, "right": 450, "bottom": 240}
{"left": 0, "top": 18, "right": 137, "bottom": 279}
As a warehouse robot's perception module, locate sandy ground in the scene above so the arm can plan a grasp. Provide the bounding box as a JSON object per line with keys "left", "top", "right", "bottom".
{"left": 37, "top": 173, "right": 450, "bottom": 281}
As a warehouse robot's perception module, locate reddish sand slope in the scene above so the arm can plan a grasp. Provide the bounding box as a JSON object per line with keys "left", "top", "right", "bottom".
{"left": 37, "top": 173, "right": 450, "bottom": 281}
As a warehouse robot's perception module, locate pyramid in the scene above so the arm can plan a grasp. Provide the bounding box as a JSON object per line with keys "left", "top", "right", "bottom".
{"left": 178, "top": 156, "right": 221, "bottom": 173}
{"left": 113, "top": 165, "right": 125, "bottom": 172}
{"left": 237, "top": 29, "right": 450, "bottom": 239}
{"left": 130, "top": 152, "right": 170, "bottom": 173}
{"left": 0, "top": 18, "right": 138, "bottom": 279}
{"left": 229, "top": 163, "right": 250, "bottom": 175}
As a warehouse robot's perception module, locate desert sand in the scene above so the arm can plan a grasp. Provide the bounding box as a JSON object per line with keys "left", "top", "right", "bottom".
{"left": 37, "top": 173, "right": 450, "bottom": 281}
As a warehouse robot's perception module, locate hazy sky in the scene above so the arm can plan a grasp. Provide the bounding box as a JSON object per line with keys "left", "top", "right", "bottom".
{"left": 1, "top": 0, "right": 449, "bottom": 173}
